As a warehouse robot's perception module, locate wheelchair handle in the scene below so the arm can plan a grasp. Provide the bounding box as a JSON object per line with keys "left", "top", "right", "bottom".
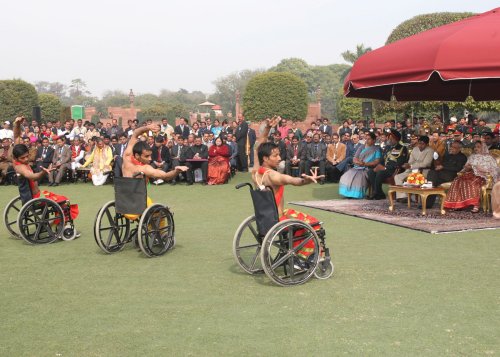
{"left": 133, "top": 172, "right": 144, "bottom": 178}
{"left": 235, "top": 182, "right": 253, "bottom": 190}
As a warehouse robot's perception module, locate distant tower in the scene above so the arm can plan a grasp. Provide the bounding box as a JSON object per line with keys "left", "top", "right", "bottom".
{"left": 129, "top": 89, "right": 135, "bottom": 107}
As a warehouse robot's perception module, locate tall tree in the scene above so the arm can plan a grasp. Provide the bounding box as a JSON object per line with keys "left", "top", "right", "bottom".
{"left": 69, "top": 78, "right": 90, "bottom": 98}
{"left": 38, "top": 93, "right": 62, "bottom": 121}
{"left": 341, "top": 44, "right": 372, "bottom": 64}
{"left": 0, "top": 79, "right": 38, "bottom": 120}
{"left": 243, "top": 72, "right": 308, "bottom": 121}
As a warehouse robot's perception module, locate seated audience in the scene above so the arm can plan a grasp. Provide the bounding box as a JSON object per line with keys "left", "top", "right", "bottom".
{"left": 444, "top": 141, "right": 499, "bottom": 213}
{"left": 48, "top": 137, "right": 71, "bottom": 186}
{"left": 325, "top": 133, "right": 346, "bottom": 183}
{"left": 367, "top": 130, "right": 408, "bottom": 200}
{"left": 35, "top": 137, "right": 54, "bottom": 173}
{"left": 492, "top": 181, "right": 500, "bottom": 219}
{"left": 151, "top": 136, "right": 171, "bottom": 184}
{"left": 304, "top": 133, "right": 326, "bottom": 184}
{"left": 185, "top": 136, "right": 208, "bottom": 185}
{"left": 0, "top": 138, "right": 13, "bottom": 183}
{"left": 394, "top": 135, "right": 434, "bottom": 201}
{"left": 81, "top": 137, "right": 113, "bottom": 186}
{"left": 285, "top": 136, "right": 304, "bottom": 176}
{"left": 424, "top": 141, "right": 468, "bottom": 208}
{"left": 207, "top": 136, "right": 230, "bottom": 185}
{"left": 339, "top": 132, "right": 381, "bottom": 198}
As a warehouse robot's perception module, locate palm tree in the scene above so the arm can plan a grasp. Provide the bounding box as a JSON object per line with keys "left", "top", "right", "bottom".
{"left": 341, "top": 44, "right": 372, "bottom": 64}
{"left": 340, "top": 44, "right": 373, "bottom": 81}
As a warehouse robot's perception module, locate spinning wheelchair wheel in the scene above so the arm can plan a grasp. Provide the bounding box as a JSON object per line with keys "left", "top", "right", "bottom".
{"left": 314, "top": 260, "right": 334, "bottom": 280}
{"left": 232, "top": 215, "right": 264, "bottom": 274}
{"left": 4, "top": 196, "right": 22, "bottom": 239}
{"left": 17, "top": 198, "right": 64, "bottom": 245}
{"left": 138, "top": 204, "right": 174, "bottom": 257}
{"left": 94, "top": 201, "right": 130, "bottom": 253}
{"left": 261, "top": 219, "right": 320, "bottom": 287}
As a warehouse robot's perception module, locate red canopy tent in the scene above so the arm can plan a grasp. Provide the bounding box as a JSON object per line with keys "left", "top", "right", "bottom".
{"left": 344, "top": 8, "right": 500, "bottom": 102}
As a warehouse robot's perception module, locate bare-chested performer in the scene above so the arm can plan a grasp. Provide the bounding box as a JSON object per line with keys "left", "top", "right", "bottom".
{"left": 11, "top": 116, "right": 80, "bottom": 235}
{"left": 252, "top": 116, "right": 324, "bottom": 260}
{"left": 122, "top": 123, "right": 188, "bottom": 181}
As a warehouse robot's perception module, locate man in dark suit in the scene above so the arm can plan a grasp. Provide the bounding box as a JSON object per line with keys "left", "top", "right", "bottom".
{"left": 425, "top": 141, "right": 467, "bottom": 208}
{"left": 304, "top": 133, "right": 326, "bottom": 184}
{"left": 319, "top": 118, "right": 333, "bottom": 136}
{"left": 49, "top": 137, "right": 71, "bottom": 186}
{"left": 170, "top": 136, "right": 188, "bottom": 185}
{"left": 151, "top": 136, "right": 171, "bottom": 175}
{"left": 174, "top": 117, "right": 190, "bottom": 139}
{"left": 35, "top": 137, "right": 54, "bottom": 172}
{"left": 113, "top": 134, "right": 129, "bottom": 178}
{"left": 235, "top": 115, "right": 248, "bottom": 172}
{"left": 247, "top": 126, "right": 256, "bottom": 167}
{"left": 226, "top": 133, "right": 239, "bottom": 169}
{"left": 285, "top": 136, "right": 304, "bottom": 176}
{"left": 185, "top": 136, "right": 208, "bottom": 185}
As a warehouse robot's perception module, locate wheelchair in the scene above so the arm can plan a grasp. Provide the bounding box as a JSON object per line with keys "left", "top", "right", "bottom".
{"left": 93, "top": 175, "right": 175, "bottom": 257}
{"left": 233, "top": 183, "right": 334, "bottom": 286}
{"left": 3, "top": 193, "right": 78, "bottom": 244}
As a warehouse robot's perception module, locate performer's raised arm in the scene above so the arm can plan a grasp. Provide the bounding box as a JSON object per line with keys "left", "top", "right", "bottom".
{"left": 13, "top": 116, "right": 24, "bottom": 145}
{"left": 124, "top": 124, "right": 159, "bottom": 158}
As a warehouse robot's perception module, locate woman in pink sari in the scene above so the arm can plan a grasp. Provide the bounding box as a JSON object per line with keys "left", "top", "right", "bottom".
{"left": 444, "top": 141, "right": 499, "bottom": 213}
{"left": 207, "top": 136, "right": 230, "bottom": 185}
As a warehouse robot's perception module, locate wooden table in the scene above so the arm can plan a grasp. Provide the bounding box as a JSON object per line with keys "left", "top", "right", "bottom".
{"left": 388, "top": 185, "right": 447, "bottom": 215}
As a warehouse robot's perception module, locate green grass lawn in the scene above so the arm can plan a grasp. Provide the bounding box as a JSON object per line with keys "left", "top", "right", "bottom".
{"left": 0, "top": 173, "right": 498, "bottom": 356}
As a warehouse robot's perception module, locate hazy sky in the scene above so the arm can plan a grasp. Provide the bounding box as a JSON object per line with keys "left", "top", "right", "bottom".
{"left": 1, "top": 1, "right": 498, "bottom": 97}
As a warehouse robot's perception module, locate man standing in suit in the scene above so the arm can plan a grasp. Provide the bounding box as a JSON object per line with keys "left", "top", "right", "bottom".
{"left": 325, "top": 133, "right": 347, "bottom": 183}
{"left": 185, "top": 136, "right": 208, "bottom": 185}
{"left": 235, "top": 114, "right": 248, "bottom": 172}
{"left": 305, "top": 133, "right": 326, "bottom": 184}
{"left": 35, "top": 137, "right": 54, "bottom": 172}
{"left": 49, "top": 137, "right": 71, "bottom": 186}
{"left": 174, "top": 117, "right": 190, "bottom": 139}
{"left": 151, "top": 136, "right": 171, "bottom": 184}
{"left": 319, "top": 118, "right": 333, "bottom": 136}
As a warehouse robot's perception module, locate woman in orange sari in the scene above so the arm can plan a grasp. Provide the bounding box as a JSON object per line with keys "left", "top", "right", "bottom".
{"left": 207, "top": 136, "right": 230, "bottom": 185}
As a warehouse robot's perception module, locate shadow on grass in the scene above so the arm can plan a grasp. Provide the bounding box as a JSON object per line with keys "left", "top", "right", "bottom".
{"left": 228, "top": 263, "right": 282, "bottom": 287}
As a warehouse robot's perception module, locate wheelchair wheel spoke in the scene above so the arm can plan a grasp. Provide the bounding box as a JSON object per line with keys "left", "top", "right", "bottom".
{"left": 236, "top": 242, "right": 260, "bottom": 250}
{"left": 247, "top": 222, "right": 259, "bottom": 239}
{"left": 271, "top": 250, "right": 294, "bottom": 270}
{"left": 249, "top": 246, "right": 261, "bottom": 270}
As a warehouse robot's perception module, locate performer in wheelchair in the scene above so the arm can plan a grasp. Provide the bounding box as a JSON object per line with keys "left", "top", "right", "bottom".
{"left": 121, "top": 123, "right": 188, "bottom": 219}
{"left": 252, "top": 116, "right": 324, "bottom": 260}
{"left": 11, "top": 116, "right": 80, "bottom": 237}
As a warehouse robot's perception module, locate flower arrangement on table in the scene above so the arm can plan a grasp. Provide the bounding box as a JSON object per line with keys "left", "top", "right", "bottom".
{"left": 405, "top": 172, "right": 426, "bottom": 186}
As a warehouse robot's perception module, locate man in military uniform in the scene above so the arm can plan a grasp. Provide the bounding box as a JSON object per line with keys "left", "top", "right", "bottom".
{"left": 366, "top": 129, "right": 408, "bottom": 200}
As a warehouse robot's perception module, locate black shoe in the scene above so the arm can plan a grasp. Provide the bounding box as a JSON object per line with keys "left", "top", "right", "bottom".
{"left": 366, "top": 196, "right": 374, "bottom": 200}
{"left": 170, "top": 180, "right": 176, "bottom": 186}
{"left": 319, "top": 180, "right": 325, "bottom": 185}
{"left": 53, "top": 183, "right": 59, "bottom": 187}
{"left": 48, "top": 183, "right": 54, "bottom": 186}
{"left": 202, "top": 181, "right": 207, "bottom": 186}
{"left": 374, "top": 194, "right": 386, "bottom": 200}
